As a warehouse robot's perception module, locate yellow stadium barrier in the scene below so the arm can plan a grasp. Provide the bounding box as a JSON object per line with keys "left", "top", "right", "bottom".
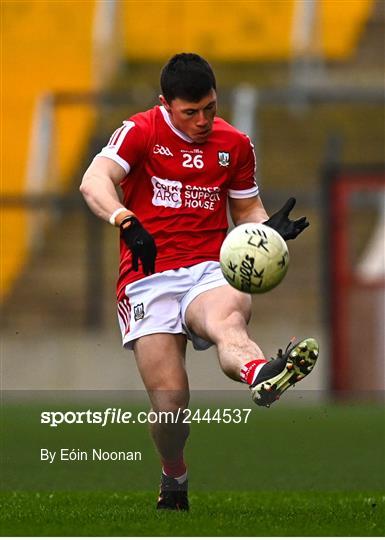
{"left": 122, "top": 0, "right": 374, "bottom": 60}
{"left": 1, "top": 1, "right": 95, "bottom": 300}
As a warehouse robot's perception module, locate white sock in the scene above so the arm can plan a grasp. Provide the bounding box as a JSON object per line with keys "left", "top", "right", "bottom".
{"left": 251, "top": 363, "right": 266, "bottom": 384}
{"left": 162, "top": 468, "right": 188, "bottom": 484}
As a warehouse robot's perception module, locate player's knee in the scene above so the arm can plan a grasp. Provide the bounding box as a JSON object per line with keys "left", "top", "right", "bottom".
{"left": 150, "top": 389, "right": 190, "bottom": 414}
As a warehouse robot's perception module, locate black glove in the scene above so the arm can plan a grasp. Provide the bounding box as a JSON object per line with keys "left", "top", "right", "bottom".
{"left": 264, "top": 197, "right": 309, "bottom": 240}
{"left": 120, "top": 216, "right": 157, "bottom": 275}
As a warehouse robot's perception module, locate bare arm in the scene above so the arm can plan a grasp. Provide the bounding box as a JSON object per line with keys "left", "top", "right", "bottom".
{"left": 81, "top": 156, "right": 157, "bottom": 275}
{"left": 229, "top": 195, "right": 269, "bottom": 226}
{"left": 79, "top": 157, "right": 134, "bottom": 224}
{"left": 230, "top": 195, "right": 310, "bottom": 240}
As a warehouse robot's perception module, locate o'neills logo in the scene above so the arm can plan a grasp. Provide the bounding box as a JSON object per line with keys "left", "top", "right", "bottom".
{"left": 151, "top": 177, "right": 182, "bottom": 208}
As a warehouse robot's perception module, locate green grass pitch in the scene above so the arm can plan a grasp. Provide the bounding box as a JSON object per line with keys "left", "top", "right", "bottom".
{"left": 1, "top": 400, "right": 384, "bottom": 536}
{"left": 1, "top": 491, "right": 383, "bottom": 536}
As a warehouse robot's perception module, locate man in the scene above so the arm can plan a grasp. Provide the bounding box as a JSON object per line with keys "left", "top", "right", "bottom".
{"left": 80, "top": 53, "right": 319, "bottom": 511}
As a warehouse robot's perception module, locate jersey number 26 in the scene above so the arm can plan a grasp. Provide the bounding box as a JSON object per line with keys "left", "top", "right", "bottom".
{"left": 182, "top": 154, "right": 204, "bottom": 169}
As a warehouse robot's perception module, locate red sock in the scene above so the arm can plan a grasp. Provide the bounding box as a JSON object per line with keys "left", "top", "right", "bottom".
{"left": 240, "top": 359, "right": 267, "bottom": 385}
{"left": 161, "top": 455, "right": 187, "bottom": 479}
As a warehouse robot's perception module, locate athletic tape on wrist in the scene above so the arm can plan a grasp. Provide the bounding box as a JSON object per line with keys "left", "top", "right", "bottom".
{"left": 109, "top": 207, "right": 128, "bottom": 226}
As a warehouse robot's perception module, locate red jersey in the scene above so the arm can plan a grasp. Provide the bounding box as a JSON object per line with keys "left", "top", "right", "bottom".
{"left": 96, "top": 105, "right": 259, "bottom": 298}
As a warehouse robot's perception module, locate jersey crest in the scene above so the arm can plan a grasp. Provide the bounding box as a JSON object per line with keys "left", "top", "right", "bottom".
{"left": 218, "top": 151, "right": 230, "bottom": 167}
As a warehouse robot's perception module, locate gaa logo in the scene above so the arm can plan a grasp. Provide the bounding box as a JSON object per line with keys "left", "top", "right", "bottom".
{"left": 153, "top": 144, "right": 173, "bottom": 156}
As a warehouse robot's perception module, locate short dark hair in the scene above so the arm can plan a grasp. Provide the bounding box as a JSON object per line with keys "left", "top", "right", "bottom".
{"left": 160, "top": 53, "right": 216, "bottom": 103}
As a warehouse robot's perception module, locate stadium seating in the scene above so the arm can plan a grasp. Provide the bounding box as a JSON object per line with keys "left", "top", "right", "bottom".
{"left": 1, "top": 2, "right": 95, "bottom": 299}
{"left": 1, "top": 0, "right": 375, "bottom": 300}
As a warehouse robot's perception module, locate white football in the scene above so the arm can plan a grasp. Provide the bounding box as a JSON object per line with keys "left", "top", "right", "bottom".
{"left": 220, "top": 223, "right": 289, "bottom": 293}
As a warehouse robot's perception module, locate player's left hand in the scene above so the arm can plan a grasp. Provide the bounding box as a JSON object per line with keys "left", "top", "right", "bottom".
{"left": 264, "top": 197, "right": 309, "bottom": 240}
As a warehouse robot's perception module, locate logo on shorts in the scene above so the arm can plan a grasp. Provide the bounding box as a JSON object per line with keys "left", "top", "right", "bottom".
{"left": 151, "top": 176, "right": 182, "bottom": 208}
{"left": 218, "top": 151, "right": 230, "bottom": 167}
{"left": 133, "top": 303, "right": 145, "bottom": 321}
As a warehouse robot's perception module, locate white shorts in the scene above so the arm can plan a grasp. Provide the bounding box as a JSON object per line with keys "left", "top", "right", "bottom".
{"left": 117, "top": 261, "right": 228, "bottom": 351}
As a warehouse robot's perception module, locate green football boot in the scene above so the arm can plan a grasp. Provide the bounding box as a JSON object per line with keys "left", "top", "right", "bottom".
{"left": 251, "top": 337, "right": 319, "bottom": 407}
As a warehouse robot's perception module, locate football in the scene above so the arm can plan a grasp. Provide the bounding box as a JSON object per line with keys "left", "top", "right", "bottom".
{"left": 220, "top": 223, "right": 289, "bottom": 293}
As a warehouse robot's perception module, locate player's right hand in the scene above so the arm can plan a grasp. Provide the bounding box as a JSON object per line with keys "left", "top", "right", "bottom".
{"left": 120, "top": 216, "right": 157, "bottom": 275}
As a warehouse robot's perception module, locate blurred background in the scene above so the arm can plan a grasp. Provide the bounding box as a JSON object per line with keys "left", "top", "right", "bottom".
{"left": 1, "top": 0, "right": 384, "bottom": 395}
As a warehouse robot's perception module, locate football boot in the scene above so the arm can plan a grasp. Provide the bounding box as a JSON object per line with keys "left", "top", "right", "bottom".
{"left": 156, "top": 472, "right": 189, "bottom": 511}
{"left": 250, "top": 337, "right": 319, "bottom": 407}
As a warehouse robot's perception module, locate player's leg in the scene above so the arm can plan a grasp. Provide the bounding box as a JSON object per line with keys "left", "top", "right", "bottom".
{"left": 185, "top": 284, "right": 319, "bottom": 406}
{"left": 133, "top": 332, "right": 190, "bottom": 510}
{"left": 184, "top": 284, "right": 264, "bottom": 380}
